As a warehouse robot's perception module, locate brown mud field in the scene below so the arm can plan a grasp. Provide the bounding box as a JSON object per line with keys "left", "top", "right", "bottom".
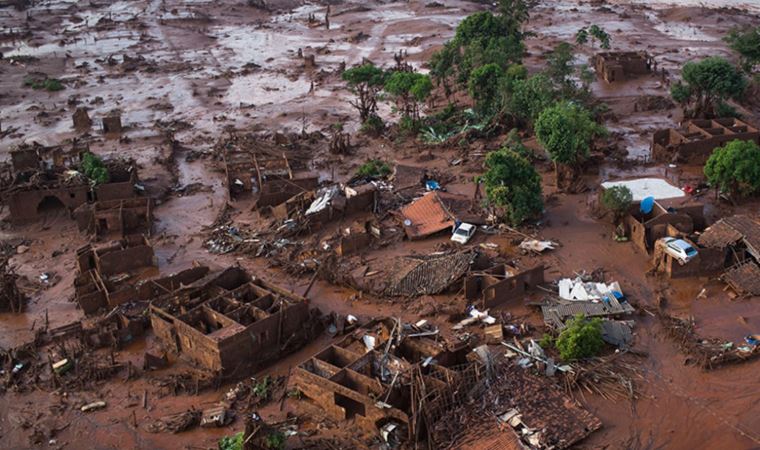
{"left": 1, "top": 0, "right": 760, "bottom": 449}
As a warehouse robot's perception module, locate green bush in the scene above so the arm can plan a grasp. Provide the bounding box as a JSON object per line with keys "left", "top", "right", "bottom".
{"left": 356, "top": 159, "right": 391, "bottom": 179}
{"left": 24, "top": 77, "right": 64, "bottom": 91}
{"left": 360, "top": 113, "right": 384, "bottom": 136}
{"left": 670, "top": 57, "right": 746, "bottom": 118}
{"left": 556, "top": 314, "right": 604, "bottom": 361}
{"left": 81, "top": 152, "right": 110, "bottom": 185}
{"left": 264, "top": 431, "right": 286, "bottom": 450}
{"left": 219, "top": 432, "right": 244, "bottom": 450}
{"left": 601, "top": 185, "right": 633, "bottom": 221}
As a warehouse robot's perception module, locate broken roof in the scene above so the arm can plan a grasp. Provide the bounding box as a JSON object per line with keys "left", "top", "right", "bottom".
{"left": 699, "top": 215, "right": 760, "bottom": 257}
{"left": 400, "top": 191, "right": 476, "bottom": 239}
{"left": 722, "top": 262, "right": 760, "bottom": 296}
{"left": 601, "top": 178, "right": 684, "bottom": 201}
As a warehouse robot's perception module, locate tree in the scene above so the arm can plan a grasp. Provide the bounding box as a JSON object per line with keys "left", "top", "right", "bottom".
{"left": 588, "top": 25, "right": 611, "bottom": 49}
{"left": 480, "top": 148, "right": 543, "bottom": 225}
{"left": 384, "top": 72, "right": 432, "bottom": 122}
{"left": 468, "top": 63, "right": 504, "bottom": 117}
{"left": 546, "top": 42, "right": 575, "bottom": 94}
{"left": 535, "top": 101, "right": 604, "bottom": 188}
{"left": 670, "top": 57, "right": 746, "bottom": 118}
{"left": 601, "top": 185, "right": 633, "bottom": 222}
{"left": 724, "top": 26, "right": 760, "bottom": 73}
{"left": 507, "top": 73, "right": 555, "bottom": 125}
{"left": 704, "top": 139, "right": 760, "bottom": 199}
{"left": 430, "top": 1, "right": 530, "bottom": 89}
{"left": 555, "top": 314, "right": 604, "bottom": 361}
{"left": 342, "top": 64, "right": 386, "bottom": 123}
{"left": 576, "top": 25, "right": 610, "bottom": 49}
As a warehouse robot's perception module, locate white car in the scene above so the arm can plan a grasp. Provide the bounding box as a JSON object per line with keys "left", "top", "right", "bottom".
{"left": 661, "top": 237, "right": 698, "bottom": 265}
{"left": 451, "top": 223, "right": 476, "bottom": 244}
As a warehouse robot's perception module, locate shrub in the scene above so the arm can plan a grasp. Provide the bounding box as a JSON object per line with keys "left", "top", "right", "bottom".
{"left": 356, "top": 159, "right": 391, "bottom": 179}
{"left": 555, "top": 314, "right": 604, "bottom": 360}
{"left": 360, "top": 113, "right": 385, "bottom": 136}
{"left": 219, "top": 432, "right": 244, "bottom": 450}
{"left": 264, "top": 431, "right": 286, "bottom": 450}
{"left": 601, "top": 185, "right": 633, "bottom": 222}
{"left": 81, "top": 152, "right": 110, "bottom": 185}
{"left": 724, "top": 26, "right": 760, "bottom": 73}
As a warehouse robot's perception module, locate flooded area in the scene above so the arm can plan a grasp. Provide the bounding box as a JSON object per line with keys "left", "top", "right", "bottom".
{"left": 1, "top": 0, "right": 759, "bottom": 448}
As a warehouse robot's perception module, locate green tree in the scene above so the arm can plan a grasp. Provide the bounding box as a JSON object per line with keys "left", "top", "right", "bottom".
{"left": 507, "top": 73, "right": 556, "bottom": 125}
{"left": 468, "top": 63, "right": 505, "bottom": 117}
{"left": 480, "top": 148, "right": 543, "bottom": 225}
{"left": 546, "top": 42, "right": 575, "bottom": 95}
{"left": 342, "top": 64, "right": 386, "bottom": 123}
{"left": 430, "top": 1, "right": 530, "bottom": 89}
{"left": 704, "top": 139, "right": 760, "bottom": 198}
{"left": 535, "top": 101, "right": 604, "bottom": 188}
{"left": 670, "top": 57, "right": 746, "bottom": 118}
{"left": 724, "top": 26, "right": 760, "bottom": 73}
{"left": 384, "top": 72, "right": 432, "bottom": 122}
{"left": 575, "top": 28, "right": 589, "bottom": 46}
{"left": 601, "top": 185, "right": 633, "bottom": 222}
{"left": 588, "top": 25, "right": 611, "bottom": 49}
{"left": 556, "top": 314, "right": 604, "bottom": 360}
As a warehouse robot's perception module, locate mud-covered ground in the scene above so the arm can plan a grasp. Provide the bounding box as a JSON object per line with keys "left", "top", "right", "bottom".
{"left": 1, "top": 0, "right": 760, "bottom": 448}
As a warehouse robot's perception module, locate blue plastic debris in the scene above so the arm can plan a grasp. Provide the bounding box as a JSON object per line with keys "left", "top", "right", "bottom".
{"left": 640, "top": 196, "right": 655, "bottom": 214}
{"left": 425, "top": 180, "right": 441, "bottom": 191}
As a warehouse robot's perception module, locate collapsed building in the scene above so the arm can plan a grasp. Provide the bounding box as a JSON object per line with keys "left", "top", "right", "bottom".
{"left": 593, "top": 51, "right": 653, "bottom": 83}
{"left": 150, "top": 266, "right": 322, "bottom": 378}
{"left": 437, "top": 358, "right": 602, "bottom": 449}
{"left": 223, "top": 145, "right": 317, "bottom": 206}
{"left": 74, "top": 197, "right": 153, "bottom": 237}
{"left": 292, "top": 318, "right": 482, "bottom": 447}
{"left": 698, "top": 215, "right": 760, "bottom": 296}
{"left": 0, "top": 142, "right": 141, "bottom": 223}
{"left": 651, "top": 118, "right": 760, "bottom": 164}
{"left": 74, "top": 235, "right": 158, "bottom": 315}
{"left": 326, "top": 249, "right": 484, "bottom": 297}
{"left": 623, "top": 199, "right": 706, "bottom": 253}
{"left": 464, "top": 262, "right": 546, "bottom": 309}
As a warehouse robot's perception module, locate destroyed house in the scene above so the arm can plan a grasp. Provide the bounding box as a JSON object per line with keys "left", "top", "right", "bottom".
{"left": 308, "top": 183, "right": 378, "bottom": 224}
{"left": 2, "top": 144, "right": 140, "bottom": 223}
{"left": 74, "top": 235, "right": 158, "bottom": 314}
{"left": 399, "top": 191, "right": 481, "bottom": 240}
{"left": 440, "top": 359, "right": 602, "bottom": 450}
{"left": 223, "top": 148, "right": 318, "bottom": 206}
{"left": 623, "top": 200, "right": 706, "bottom": 253}
{"left": 593, "top": 51, "right": 652, "bottom": 83}
{"left": 699, "top": 215, "right": 760, "bottom": 295}
{"left": 651, "top": 118, "right": 760, "bottom": 164}
{"left": 74, "top": 197, "right": 153, "bottom": 237}
{"left": 150, "top": 267, "right": 320, "bottom": 377}
{"left": 292, "top": 318, "right": 481, "bottom": 446}
{"left": 464, "top": 263, "right": 545, "bottom": 309}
